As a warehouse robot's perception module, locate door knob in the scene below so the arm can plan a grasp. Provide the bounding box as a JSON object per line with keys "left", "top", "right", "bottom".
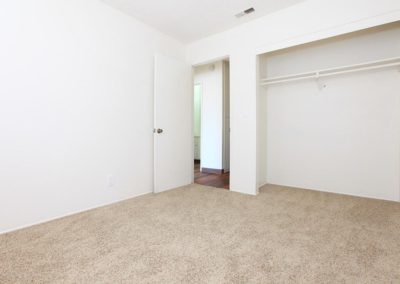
{"left": 156, "top": 128, "right": 163, "bottom": 134}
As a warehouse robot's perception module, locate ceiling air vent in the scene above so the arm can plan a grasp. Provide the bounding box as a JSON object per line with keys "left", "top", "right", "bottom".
{"left": 235, "top": 7, "right": 255, "bottom": 18}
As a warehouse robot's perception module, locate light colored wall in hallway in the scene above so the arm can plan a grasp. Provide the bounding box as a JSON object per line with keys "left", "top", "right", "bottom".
{"left": 193, "top": 85, "right": 202, "bottom": 160}
{"left": 222, "top": 61, "right": 230, "bottom": 172}
{"left": 0, "top": 0, "right": 185, "bottom": 233}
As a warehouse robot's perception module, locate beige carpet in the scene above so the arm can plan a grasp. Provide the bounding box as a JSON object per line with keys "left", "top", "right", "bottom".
{"left": 1, "top": 184, "right": 400, "bottom": 283}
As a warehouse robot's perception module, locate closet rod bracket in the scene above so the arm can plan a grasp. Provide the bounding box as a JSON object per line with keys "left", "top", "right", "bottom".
{"left": 315, "top": 72, "right": 326, "bottom": 90}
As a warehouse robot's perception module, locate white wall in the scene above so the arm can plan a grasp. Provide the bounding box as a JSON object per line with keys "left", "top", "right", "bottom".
{"left": 193, "top": 85, "right": 202, "bottom": 160}
{"left": 194, "top": 62, "right": 224, "bottom": 170}
{"left": 222, "top": 61, "right": 230, "bottom": 172}
{"left": 0, "top": 0, "right": 185, "bottom": 233}
{"left": 259, "top": 24, "right": 400, "bottom": 201}
{"left": 186, "top": 0, "right": 400, "bottom": 195}
{"left": 193, "top": 86, "right": 202, "bottom": 138}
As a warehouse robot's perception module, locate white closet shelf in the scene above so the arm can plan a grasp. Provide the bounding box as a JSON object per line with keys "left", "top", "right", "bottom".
{"left": 260, "top": 57, "right": 400, "bottom": 86}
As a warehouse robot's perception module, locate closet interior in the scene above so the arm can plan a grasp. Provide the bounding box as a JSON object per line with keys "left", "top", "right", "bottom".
{"left": 257, "top": 21, "right": 400, "bottom": 200}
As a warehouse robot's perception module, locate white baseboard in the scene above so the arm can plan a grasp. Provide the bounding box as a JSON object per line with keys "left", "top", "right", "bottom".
{"left": 0, "top": 191, "right": 153, "bottom": 235}
{"left": 265, "top": 182, "right": 399, "bottom": 202}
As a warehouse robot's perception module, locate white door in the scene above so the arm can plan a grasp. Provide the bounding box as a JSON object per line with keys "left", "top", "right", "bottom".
{"left": 154, "top": 54, "right": 192, "bottom": 193}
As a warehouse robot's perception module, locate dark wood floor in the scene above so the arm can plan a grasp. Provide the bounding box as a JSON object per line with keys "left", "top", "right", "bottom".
{"left": 194, "top": 161, "right": 229, "bottom": 189}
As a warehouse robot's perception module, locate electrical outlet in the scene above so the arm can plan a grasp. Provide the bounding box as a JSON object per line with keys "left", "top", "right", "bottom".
{"left": 107, "top": 174, "right": 116, "bottom": 189}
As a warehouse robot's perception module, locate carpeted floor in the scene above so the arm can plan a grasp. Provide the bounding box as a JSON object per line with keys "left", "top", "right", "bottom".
{"left": 1, "top": 184, "right": 400, "bottom": 283}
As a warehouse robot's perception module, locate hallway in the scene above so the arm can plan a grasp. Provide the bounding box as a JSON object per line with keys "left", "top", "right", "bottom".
{"left": 194, "top": 162, "right": 229, "bottom": 189}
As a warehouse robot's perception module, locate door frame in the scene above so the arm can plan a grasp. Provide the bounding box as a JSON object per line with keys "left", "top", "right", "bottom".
{"left": 191, "top": 56, "right": 231, "bottom": 182}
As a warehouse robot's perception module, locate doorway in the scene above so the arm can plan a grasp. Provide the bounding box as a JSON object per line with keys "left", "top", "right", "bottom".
{"left": 193, "top": 60, "right": 230, "bottom": 189}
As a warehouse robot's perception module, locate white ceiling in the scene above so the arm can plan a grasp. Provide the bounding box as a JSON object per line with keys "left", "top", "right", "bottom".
{"left": 102, "top": 0, "right": 306, "bottom": 43}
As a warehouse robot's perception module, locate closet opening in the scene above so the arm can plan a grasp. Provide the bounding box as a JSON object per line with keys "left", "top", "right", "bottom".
{"left": 193, "top": 59, "right": 230, "bottom": 189}
{"left": 257, "top": 21, "right": 400, "bottom": 201}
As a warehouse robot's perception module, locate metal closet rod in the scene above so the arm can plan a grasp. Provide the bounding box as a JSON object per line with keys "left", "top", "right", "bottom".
{"left": 260, "top": 56, "right": 400, "bottom": 86}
